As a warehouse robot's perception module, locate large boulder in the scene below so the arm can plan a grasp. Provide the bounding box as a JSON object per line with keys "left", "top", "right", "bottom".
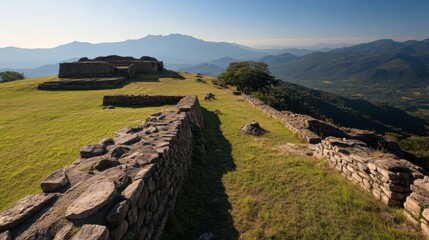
{"left": 241, "top": 121, "right": 265, "bottom": 136}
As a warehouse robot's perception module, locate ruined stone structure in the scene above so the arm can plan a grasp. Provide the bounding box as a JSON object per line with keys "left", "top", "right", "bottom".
{"left": 37, "top": 56, "right": 164, "bottom": 90}
{"left": 239, "top": 93, "right": 429, "bottom": 236}
{"left": 0, "top": 95, "right": 204, "bottom": 240}
{"left": 103, "top": 95, "right": 184, "bottom": 107}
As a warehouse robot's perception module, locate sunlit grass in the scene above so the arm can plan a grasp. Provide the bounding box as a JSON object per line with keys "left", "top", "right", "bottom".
{"left": 0, "top": 73, "right": 423, "bottom": 239}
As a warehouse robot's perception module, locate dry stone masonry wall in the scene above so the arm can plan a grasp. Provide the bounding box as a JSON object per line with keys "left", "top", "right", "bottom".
{"left": 103, "top": 95, "right": 185, "bottom": 107}
{"left": 240, "top": 93, "right": 429, "bottom": 236}
{"left": 0, "top": 95, "right": 204, "bottom": 240}
{"left": 314, "top": 137, "right": 425, "bottom": 206}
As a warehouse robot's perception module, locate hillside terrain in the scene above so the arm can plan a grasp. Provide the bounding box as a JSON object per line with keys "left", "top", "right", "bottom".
{"left": 0, "top": 73, "right": 422, "bottom": 239}
{"left": 256, "top": 82, "right": 428, "bottom": 137}
{"left": 264, "top": 39, "right": 429, "bottom": 119}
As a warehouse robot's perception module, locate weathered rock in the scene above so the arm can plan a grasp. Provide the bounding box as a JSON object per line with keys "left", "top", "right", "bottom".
{"left": 137, "top": 186, "right": 149, "bottom": 209}
{"left": 41, "top": 170, "right": 69, "bottom": 193}
{"left": 53, "top": 224, "right": 73, "bottom": 240}
{"left": 72, "top": 224, "right": 109, "bottom": 240}
{"left": 134, "top": 164, "right": 155, "bottom": 180}
{"left": 127, "top": 206, "right": 138, "bottom": 225}
{"left": 66, "top": 179, "right": 116, "bottom": 219}
{"left": 404, "top": 197, "right": 421, "bottom": 218}
{"left": 106, "top": 200, "right": 129, "bottom": 228}
{"left": 94, "top": 158, "right": 120, "bottom": 171}
{"left": 80, "top": 144, "right": 107, "bottom": 158}
{"left": 411, "top": 178, "right": 429, "bottom": 197}
{"left": 0, "top": 231, "right": 11, "bottom": 240}
{"left": 121, "top": 179, "right": 144, "bottom": 206}
{"left": 241, "top": 121, "right": 265, "bottom": 136}
{"left": 110, "top": 220, "right": 128, "bottom": 240}
{"left": 410, "top": 192, "right": 429, "bottom": 207}
{"left": 116, "top": 134, "right": 141, "bottom": 145}
{"left": 0, "top": 194, "right": 55, "bottom": 231}
{"left": 423, "top": 208, "right": 429, "bottom": 222}
{"left": 421, "top": 222, "right": 429, "bottom": 237}
{"left": 111, "top": 146, "right": 130, "bottom": 158}
{"left": 100, "top": 138, "right": 115, "bottom": 147}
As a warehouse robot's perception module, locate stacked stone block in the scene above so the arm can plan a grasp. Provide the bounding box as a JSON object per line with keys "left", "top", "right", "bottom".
{"left": 314, "top": 137, "right": 425, "bottom": 206}
{"left": 103, "top": 95, "right": 184, "bottom": 107}
{"left": 404, "top": 177, "right": 429, "bottom": 235}
{"left": 0, "top": 95, "right": 204, "bottom": 240}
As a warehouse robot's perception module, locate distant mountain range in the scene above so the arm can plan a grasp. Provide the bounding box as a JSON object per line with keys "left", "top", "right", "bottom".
{"left": 0, "top": 34, "right": 329, "bottom": 77}
{"left": 262, "top": 39, "right": 429, "bottom": 118}
{"left": 1, "top": 34, "right": 427, "bottom": 120}
{"left": 267, "top": 39, "right": 429, "bottom": 88}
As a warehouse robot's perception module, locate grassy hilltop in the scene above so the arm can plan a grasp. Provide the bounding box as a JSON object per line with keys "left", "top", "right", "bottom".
{"left": 0, "top": 73, "right": 423, "bottom": 239}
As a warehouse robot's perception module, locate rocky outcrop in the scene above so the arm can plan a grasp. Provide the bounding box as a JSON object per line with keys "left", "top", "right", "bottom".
{"left": 0, "top": 95, "right": 204, "bottom": 240}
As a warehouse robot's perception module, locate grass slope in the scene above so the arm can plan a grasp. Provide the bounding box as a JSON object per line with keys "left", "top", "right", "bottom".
{"left": 0, "top": 73, "right": 423, "bottom": 239}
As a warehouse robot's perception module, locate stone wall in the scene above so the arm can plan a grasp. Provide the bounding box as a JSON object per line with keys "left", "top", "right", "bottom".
{"left": 314, "top": 137, "right": 425, "bottom": 206}
{"left": 103, "top": 95, "right": 185, "bottom": 107}
{"left": 59, "top": 62, "right": 115, "bottom": 78}
{"left": 133, "top": 62, "right": 161, "bottom": 73}
{"left": 404, "top": 177, "right": 429, "bottom": 235}
{"left": 241, "top": 94, "right": 406, "bottom": 158}
{"left": 0, "top": 95, "right": 204, "bottom": 240}
{"left": 239, "top": 93, "right": 429, "bottom": 236}
{"left": 37, "top": 78, "right": 125, "bottom": 90}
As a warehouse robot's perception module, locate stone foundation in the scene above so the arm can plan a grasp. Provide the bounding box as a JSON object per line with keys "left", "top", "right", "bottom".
{"left": 38, "top": 55, "right": 164, "bottom": 91}
{"left": 37, "top": 78, "right": 125, "bottom": 90}
{"left": 0, "top": 95, "right": 204, "bottom": 240}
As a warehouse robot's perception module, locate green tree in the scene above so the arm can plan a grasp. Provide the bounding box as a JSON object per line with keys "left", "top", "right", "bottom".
{"left": 220, "top": 61, "right": 276, "bottom": 94}
{"left": 0, "top": 71, "right": 25, "bottom": 83}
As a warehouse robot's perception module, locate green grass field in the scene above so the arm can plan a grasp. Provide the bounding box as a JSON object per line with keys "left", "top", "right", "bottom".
{"left": 0, "top": 73, "right": 423, "bottom": 239}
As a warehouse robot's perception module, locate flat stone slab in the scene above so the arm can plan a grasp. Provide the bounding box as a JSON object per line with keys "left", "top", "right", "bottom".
{"left": 71, "top": 224, "right": 109, "bottom": 240}
{"left": 116, "top": 134, "right": 141, "bottom": 145}
{"left": 41, "top": 170, "right": 69, "bottom": 193}
{"left": 80, "top": 144, "right": 108, "bottom": 158}
{"left": 0, "top": 194, "right": 55, "bottom": 231}
{"left": 65, "top": 179, "right": 116, "bottom": 219}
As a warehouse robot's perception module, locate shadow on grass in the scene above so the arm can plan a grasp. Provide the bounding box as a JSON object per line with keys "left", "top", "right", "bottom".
{"left": 162, "top": 107, "right": 239, "bottom": 240}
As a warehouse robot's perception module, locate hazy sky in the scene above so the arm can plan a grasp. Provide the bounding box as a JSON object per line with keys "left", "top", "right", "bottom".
{"left": 1, "top": 0, "right": 428, "bottom": 48}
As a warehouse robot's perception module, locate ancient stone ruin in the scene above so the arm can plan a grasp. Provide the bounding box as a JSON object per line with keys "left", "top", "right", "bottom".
{"left": 0, "top": 95, "right": 204, "bottom": 240}
{"left": 37, "top": 55, "right": 164, "bottom": 90}
{"left": 240, "top": 93, "right": 429, "bottom": 237}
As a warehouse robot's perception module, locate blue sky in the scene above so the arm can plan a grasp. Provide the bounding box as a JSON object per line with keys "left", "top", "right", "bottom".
{"left": 1, "top": 0, "right": 428, "bottom": 48}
